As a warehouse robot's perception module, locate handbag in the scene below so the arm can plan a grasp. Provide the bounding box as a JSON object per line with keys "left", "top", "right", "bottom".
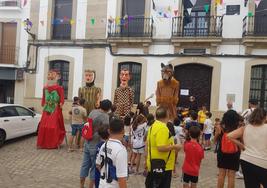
{"left": 82, "top": 118, "right": 93, "bottom": 140}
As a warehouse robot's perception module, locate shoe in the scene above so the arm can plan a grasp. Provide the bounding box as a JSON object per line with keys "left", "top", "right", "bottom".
{"left": 236, "top": 171, "right": 244, "bottom": 179}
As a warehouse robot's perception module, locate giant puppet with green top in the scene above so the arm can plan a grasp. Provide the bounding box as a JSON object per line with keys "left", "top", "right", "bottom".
{"left": 37, "top": 69, "right": 66, "bottom": 149}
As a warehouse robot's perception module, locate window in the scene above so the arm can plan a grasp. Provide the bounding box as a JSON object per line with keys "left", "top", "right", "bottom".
{"left": 15, "top": 107, "right": 33, "bottom": 116}
{"left": 117, "top": 62, "right": 142, "bottom": 104}
{"left": 249, "top": 65, "right": 267, "bottom": 110}
{"left": 52, "top": 0, "right": 72, "bottom": 40}
{"left": 0, "top": 106, "right": 18, "bottom": 117}
{"left": 49, "top": 60, "right": 69, "bottom": 99}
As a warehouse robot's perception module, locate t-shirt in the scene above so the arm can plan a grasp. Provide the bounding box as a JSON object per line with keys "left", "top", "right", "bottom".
{"left": 198, "top": 110, "right": 207, "bottom": 124}
{"left": 124, "top": 126, "right": 131, "bottom": 136}
{"left": 182, "top": 140, "right": 204, "bottom": 176}
{"left": 88, "top": 109, "right": 110, "bottom": 145}
{"left": 203, "top": 118, "right": 213, "bottom": 134}
{"left": 165, "top": 136, "right": 175, "bottom": 171}
{"left": 146, "top": 120, "right": 170, "bottom": 171}
{"left": 131, "top": 122, "right": 146, "bottom": 149}
{"left": 174, "top": 126, "right": 184, "bottom": 144}
{"left": 96, "top": 139, "right": 128, "bottom": 188}
{"left": 242, "top": 108, "right": 255, "bottom": 125}
{"left": 71, "top": 105, "right": 87, "bottom": 124}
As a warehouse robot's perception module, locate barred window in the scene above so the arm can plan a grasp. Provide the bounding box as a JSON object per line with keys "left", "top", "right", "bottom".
{"left": 249, "top": 65, "right": 267, "bottom": 110}
{"left": 117, "top": 62, "right": 142, "bottom": 104}
{"left": 49, "top": 60, "right": 69, "bottom": 99}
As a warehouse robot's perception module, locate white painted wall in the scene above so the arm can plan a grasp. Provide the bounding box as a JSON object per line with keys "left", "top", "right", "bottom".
{"left": 35, "top": 47, "right": 84, "bottom": 99}
{"left": 38, "top": 0, "right": 48, "bottom": 40}
{"left": 76, "top": 0, "right": 87, "bottom": 39}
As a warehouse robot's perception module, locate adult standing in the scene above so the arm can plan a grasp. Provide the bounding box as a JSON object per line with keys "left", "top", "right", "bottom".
{"left": 241, "top": 99, "right": 258, "bottom": 125}
{"left": 145, "top": 107, "right": 181, "bottom": 188}
{"left": 79, "top": 69, "right": 101, "bottom": 115}
{"left": 80, "top": 99, "right": 112, "bottom": 188}
{"left": 37, "top": 69, "right": 66, "bottom": 149}
{"left": 114, "top": 68, "right": 134, "bottom": 119}
{"left": 188, "top": 96, "right": 198, "bottom": 112}
{"left": 228, "top": 108, "right": 267, "bottom": 188}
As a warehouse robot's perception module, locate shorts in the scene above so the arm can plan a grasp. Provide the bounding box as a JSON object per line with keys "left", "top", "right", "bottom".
{"left": 132, "top": 147, "right": 145, "bottom": 154}
{"left": 80, "top": 141, "right": 96, "bottom": 180}
{"left": 71, "top": 124, "right": 83, "bottom": 136}
{"left": 183, "top": 173, "right": 198, "bottom": 184}
{"left": 199, "top": 123, "right": 204, "bottom": 131}
{"left": 204, "top": 133, "right": 212, "bottom": 140}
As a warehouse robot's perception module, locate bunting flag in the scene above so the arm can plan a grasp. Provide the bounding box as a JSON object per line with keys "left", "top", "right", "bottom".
{"left": 190, "top": 0, "right": 197, "bottom": 6}
{"left": 70, "top": 19, "right": 75, "bottom": 25}
{"left": 23, "top": 0, "right": 27, "bottom": 7}
{"left": 40, "top": 21, "right": 44, "bottom": 26}
{"left": 174, "top": 10, "right": 178, "bottom": 16}
{"left": 167, "top": 6, "right": 171, "bottom": 12}
{"left": 254, "top": 0, "right": 261, "bottom": 7}
{"left": 216, "top": 0, "right": 223, "bottom": 5}
{"left": 91, "top": 18, "right": 95, "bottom": 25}
{"left": 248, "top": 12, "right": 253, "bottom": 17}
{"left": 152, "top": 0, "right": 156, "bottom": 10}
{"left": 204, "top": 4, "right": 210, "bottom": 13}
{"left": 187, "top": 8, "right": 192, "bottom": 15}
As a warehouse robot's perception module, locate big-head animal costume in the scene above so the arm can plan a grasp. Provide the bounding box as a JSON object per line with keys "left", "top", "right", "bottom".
{"left": 37, "top": 69, "right": 66, "bottom": 149}
{"left": 156, "top": 63, "right": 180, "bottom": 120}
{"left": 78, "top": 69, "right": 101, "bottom": 115}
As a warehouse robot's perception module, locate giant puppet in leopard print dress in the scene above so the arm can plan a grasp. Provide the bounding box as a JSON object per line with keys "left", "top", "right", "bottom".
{"left": 156, "top": 63, "right": 180, "bottom": 120}
{"left": 78, "top": 70, "right": 101, "bottom": 115}
{"left": 114, "top": 69, "right": 134, "bottom": 119}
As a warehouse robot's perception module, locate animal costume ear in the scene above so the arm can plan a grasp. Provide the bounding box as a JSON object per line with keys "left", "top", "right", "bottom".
{"left": 168, "top": 64, "right": 173, "bottom": 70}
{"left": 161, "top": 63, "right": 165, "bottom": 68}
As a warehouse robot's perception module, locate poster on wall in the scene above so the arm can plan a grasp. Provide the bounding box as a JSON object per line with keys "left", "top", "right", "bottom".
{"left": 180, "top": 89, "right": 189, "bottom": 96}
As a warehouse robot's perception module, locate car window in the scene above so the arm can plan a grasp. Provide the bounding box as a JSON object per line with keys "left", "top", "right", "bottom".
{"left": 15, "top": 107, "right": 33, "bottom": 116}
{"left": 0, "top": 106, "right": 19, "bottom": 117}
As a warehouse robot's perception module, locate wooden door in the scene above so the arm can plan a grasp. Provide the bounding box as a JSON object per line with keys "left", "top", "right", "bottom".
{"left": 1, "top": 23, "right": 17, "bottom": 64}
{"left": 174, "top": 64, "right": 212, "bottom": 110}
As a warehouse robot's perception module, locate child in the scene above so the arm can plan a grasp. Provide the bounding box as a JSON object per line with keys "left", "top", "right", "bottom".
{"left": 123, "top": 115, "right": 131, "bottom": 147}
{"left": 130, "top": 114, "right": 147, "bottom": 174}
{"left": 182, "top": 126, "right": 204, "bottom": 188}
{"left": 68, "top": 97, "right": 87, "bottom": 152}
{"left": 96, "top": 118, "right": 128, "bottom": 188}
{"left": 95, "top": 127, "right": 109, "bottom": 188}
{"left": 203, "top": 112, "right": 213, "bottom": 150}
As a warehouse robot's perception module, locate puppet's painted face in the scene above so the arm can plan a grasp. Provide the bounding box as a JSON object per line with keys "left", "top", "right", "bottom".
{"left": 119, "top": 70, "right": 130, "bottom": 87}
{"left": 84, "top": 71, "right": 95, "bottom": 84}
{"left": 161, "top": 65, "right": 173, "bottom": 81}
{"left": 47, "top": 70, "right": 59, "bottom": 85}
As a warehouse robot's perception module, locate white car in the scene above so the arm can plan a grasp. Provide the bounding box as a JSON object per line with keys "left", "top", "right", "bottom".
{"left": 0, "top": 104, "right": 41, "bottom": 147}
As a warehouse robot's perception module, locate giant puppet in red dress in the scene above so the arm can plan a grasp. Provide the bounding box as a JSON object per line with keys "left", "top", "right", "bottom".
{"left": 37, "top": 70, "right": 66, "bottom": 149}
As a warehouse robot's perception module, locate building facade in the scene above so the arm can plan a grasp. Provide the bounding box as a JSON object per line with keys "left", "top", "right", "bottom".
{"left": 0, "top": 0, "right": 30, "bottom": 104}
{"left": 24, "top": 0, "right": 267, "bottom": 118}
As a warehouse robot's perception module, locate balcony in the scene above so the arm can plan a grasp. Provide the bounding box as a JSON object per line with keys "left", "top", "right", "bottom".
{"left": 52, "top": 23, "right": 71, "bottom": 40}
{"left": 242, "top": 15, "right": 267, "bottom": 54}
{"left": 0, "top": 45, "right": 19, "bottom": 65}
{"left": 0, "top": 0, "right": 21, "bottom": 10}
{"left": 107, "top": 18, "right": 153, "bottom": 53}
{"left": 171, "top": 16, "right": 223, "bottom": 54}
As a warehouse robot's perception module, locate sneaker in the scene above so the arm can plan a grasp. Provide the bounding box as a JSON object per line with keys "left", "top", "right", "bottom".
{"left": 236, "top": 171, "right": 244, "bottom": 179}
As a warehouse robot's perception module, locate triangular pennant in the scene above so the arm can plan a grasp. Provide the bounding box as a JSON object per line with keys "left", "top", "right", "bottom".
{"left": 187, "top": 8, "right": 192, "bottom": 15}
{"left": 23, "top": 0, "right": 27, "bottom": 7}
{"left": 70, "top": 19, "right": 75, "bottom": 25}
{"left": 91, "top": 18, "right": 95, "bottom": 25}
{"left": 174, "top": 10, "right": 178, "bottom": 16}
{"left": 152, "top": 0, "right": 156, "bottom": 10}
{"left": 204, "top": 4, "right": 210, "bottom": 13}
{"left": 248, "top": 12, "right": 253, "bottom": 17}
{"left": 115, "top": 17, "right": 120, "bottom": 25}
{"left": 168, "top": 6, "right": 171, "bottom": 12}
{"left": 255, "top": 0, "right": 261, "bottom": 7}
{"left": 40, "top": 20, "right": 44, "bottom": 26}
{"left": 190, "top": 0, "right": 197, "bottom": 6}
{"left": 216, "top": 0, "right": 221, "bottom": 5}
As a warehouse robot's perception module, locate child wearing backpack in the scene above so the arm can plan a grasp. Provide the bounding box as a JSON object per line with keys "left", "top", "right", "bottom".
{"left": 129, "top": 114, "right": 147, "bottom": 174}
{"left": 215, "top": 110, "right": 241, "bottom": 188}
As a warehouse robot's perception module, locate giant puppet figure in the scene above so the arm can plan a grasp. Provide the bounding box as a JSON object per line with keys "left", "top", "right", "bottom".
{"left": 114, "top": 68, "right": 134, "bottom": 118}
{"left": 156, "top": 63, "right": 180, "bottom": 120}
{"left": 37, "top": 69, "right": 66, "bottom": 149}
{"left": 78, "top": 69, "right": 101, "bottom": 115}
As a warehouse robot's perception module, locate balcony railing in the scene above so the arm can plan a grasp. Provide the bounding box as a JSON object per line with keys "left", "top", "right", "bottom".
{"left": 172, "top": 16, "right": 223, "bottom": 37}
{"left": 0, "top": 0, "right": 21, "bottom": 8}
{"left": 0, "top": 45, "right": 19, "bottom": 65}
{"left": 243, "top": 15, "right": 267, "bottom": 36}
{"left": 108, "top": 18, "right": 153, "bottom": 38}
{"left": 52, "top": 23, "right": 71, "bottom": 40}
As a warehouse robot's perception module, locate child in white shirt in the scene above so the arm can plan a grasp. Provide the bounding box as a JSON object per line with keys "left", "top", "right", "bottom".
{"left": 203, "top": 112, "right": 213, "bottom": 150}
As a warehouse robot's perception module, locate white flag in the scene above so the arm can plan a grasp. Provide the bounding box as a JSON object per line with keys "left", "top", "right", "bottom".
{"left": 187, "top": 8, "right": 192, "bottom": 15}
{"left": 255, "top": 0, "right": 261, "bottom": 7}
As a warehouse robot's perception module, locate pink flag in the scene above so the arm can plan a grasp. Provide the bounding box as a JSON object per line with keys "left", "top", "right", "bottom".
{"left": 255, "top": 0, "right": 261, "bottom": 7}
{"left": 23, "top": 0, "right": 27, "bottom": 7}
{"left": 174, "top": 10, "right": 178, "bottom": 16}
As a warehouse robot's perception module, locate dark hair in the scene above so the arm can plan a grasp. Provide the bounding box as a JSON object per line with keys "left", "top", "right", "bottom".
{"left": 190, "top": 111, "right": 198, "bottom": 121}
{"left": 111, "top": 104, "right": 117, "bottom": 113}
{"left": 129, "top": 111, "right": 135, "bottom": 118}
{"left": 167, "top": 121, "right": 175, "bottom": 137}
{"left": 79, "top": 98, "right": 86, "bottom": 106}
{"left": 173, "top": 117, "right": 180, "bottom": 126}
{"left": 156, "top": 107, "right": 167, "bottom": 120}
{"left": 100, "top": 99, "right": 112, "bottom": 111}
{"left": 137, "top": 102, "right": 145, "bottom": 115}
{"left": 147, "top": 113, "right": 155, "bottom": 126}
{"left": 248, "top": 108, "right": 266, "bottom": 125}
{"left": 109, "top": 118, "right": 124, "bottom": 134}
{"left": 73, "top": 96, "right": 79, "bottom": 102}
{"left": 189, "top": 126, "right": 201, "bottom": 139}
{"left": 249, "top": 99, "right": 258, "bottom": 106}
{"left": 215, "top": 118, "right": 220, "bottom": 122}
{"left": 132, "top": 114, "right": 146, "bottom": 131}
{"left": 221, "top": 110, "right": 240, "bottom": 132}
{"left": 124, "top": 114, "right": 131, "bottom": 126}
{"left": 146, "top": 101, "right": 151, "bottom": 105}
{"left": 98, "top": 126, "right": 109, "bottom": 140}
{"left": 206, "top": 112, "right": 212, "bottom": 118}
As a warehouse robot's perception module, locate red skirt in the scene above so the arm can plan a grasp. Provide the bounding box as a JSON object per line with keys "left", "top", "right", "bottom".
{"left": 37, "top": 107, "right": 66, "bottom": 149}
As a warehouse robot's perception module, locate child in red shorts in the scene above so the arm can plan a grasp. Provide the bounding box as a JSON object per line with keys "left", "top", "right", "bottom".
{"left": 182, "top": 126, "right": 204, "bottom": 188}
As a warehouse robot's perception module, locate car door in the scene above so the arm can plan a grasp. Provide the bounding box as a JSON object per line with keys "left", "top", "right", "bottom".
{"left": 0, "top": 106, "right": 20, "bottom": 140}
{"left": 14, "top": 106, "right": 36, "bottom": 135}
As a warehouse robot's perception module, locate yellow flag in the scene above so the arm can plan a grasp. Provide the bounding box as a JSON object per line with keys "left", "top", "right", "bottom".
{"left": 70, "top": 19, "right": 75, "bottom": 25}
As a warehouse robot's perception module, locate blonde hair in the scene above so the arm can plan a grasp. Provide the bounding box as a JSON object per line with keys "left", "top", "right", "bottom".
{"left": 84, "top": 69, "right": 95, "bottom": 74}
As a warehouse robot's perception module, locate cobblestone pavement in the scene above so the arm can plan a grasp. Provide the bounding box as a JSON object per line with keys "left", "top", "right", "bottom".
{"left": 0, "top": 132, "right": 244, "bottom": 188}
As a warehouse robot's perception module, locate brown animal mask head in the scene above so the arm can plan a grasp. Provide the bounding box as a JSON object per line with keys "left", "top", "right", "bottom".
{"left": 161, "top": 63, "right": 173, "bottom": 81}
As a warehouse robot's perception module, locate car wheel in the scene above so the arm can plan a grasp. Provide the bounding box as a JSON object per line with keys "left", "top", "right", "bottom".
{"left": 0, "top": 130, "right": 6, "bottom": 147}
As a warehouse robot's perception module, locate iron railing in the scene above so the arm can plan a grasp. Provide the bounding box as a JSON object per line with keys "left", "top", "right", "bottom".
{"left": 52, "top": 23, "right": 71, "bottom": 40}
{"left": 243, "top": 15, "right": 267, "bottom": 36}
{"left": 0, "top": 0, "right": 21, "bottom": 7}
{"left": 172, "top": 16, "right": 223, "bottom": 37}
{"left": 0, "top": 45, "right": 19, "bottom": 65}
{"left": 108, "top": 18, "right": 153, "bottom": 38}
